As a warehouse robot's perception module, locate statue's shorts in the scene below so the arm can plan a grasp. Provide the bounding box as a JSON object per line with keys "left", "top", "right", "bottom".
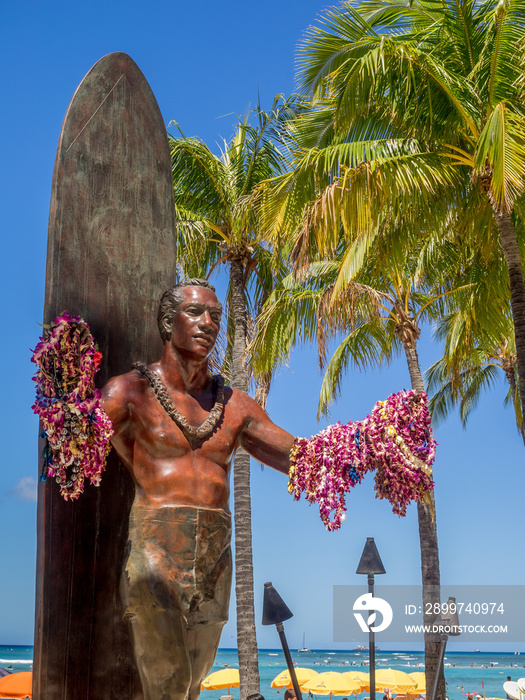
{"left": 122, "top": 504, "right": 232, "bottom": 629}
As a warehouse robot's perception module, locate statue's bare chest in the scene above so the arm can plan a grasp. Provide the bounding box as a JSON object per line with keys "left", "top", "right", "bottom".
{"left": 131, "top": 388, "right": 244, "bottom": 463}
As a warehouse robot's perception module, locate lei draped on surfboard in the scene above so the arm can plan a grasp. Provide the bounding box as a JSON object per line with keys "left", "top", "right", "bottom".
{"left": 288, "top": 390, "right": 436, "bottom": 530}
{"left": 31, "top": 313, "right": 114, "bottom": 500}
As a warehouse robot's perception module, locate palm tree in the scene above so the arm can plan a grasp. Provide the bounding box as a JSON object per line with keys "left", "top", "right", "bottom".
{"left": 251, "top": 2, "right": 525, "bottom": 695}
{"left": 293, "top": 0, "right": 525, "bottom": 425}
{"left": 427, "top": 334, "right": 522, "bottom": 435}
{"left": 421, "top": 223, "right": 524, "bottom": 439}
{"left": 169, "top": 98, "right": 293, "bottom": 699}
{"left": 259, "top": 0, "right": 525, "bottom": 434}
{"left": 426, "top": 294, "right": 523, "bottom": 440}
{"left": 250, "top": 231, "right": 467, "bottom": 700}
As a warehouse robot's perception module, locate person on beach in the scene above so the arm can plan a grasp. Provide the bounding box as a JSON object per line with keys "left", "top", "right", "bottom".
{"left": 102, "top": 279, "right": 295, "bottom": 700}
{"left": 285, "top": 689, "right": 296, "bottom": 700}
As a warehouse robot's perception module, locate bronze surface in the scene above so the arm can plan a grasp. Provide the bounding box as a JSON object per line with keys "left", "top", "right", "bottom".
{"left": 101, "top": 284, "right": 295, "bottom": 699}
{"left": 35, "top": 52, "right": 176, "bottom": 699}
{"left": 122, "top": 505, "right": 232, "bottom": 700}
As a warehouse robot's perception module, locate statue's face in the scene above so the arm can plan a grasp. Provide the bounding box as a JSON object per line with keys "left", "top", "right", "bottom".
{"left": 169, "top": 286, "right": 222, "bottom": 360}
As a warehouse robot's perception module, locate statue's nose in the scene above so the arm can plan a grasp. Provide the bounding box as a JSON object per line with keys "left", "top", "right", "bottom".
{"left": 199, "top": 311, "right": 213, "bottom": 327}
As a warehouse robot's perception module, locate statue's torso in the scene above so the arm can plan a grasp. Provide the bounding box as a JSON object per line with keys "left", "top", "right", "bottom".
{"left": 104, "top": 371, "right": 244, "bottom": 510}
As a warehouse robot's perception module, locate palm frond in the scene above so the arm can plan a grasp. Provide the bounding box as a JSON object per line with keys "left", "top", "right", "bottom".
{"left": 475, "top": 103, "right": 525, "bottom": 212}
{"left": 318, "top": 320, "right": 392, "bottom": 416}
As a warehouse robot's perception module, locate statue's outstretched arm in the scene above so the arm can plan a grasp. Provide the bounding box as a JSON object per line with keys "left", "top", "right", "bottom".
{"left": 237, "top": 393, "right": 295, "bottom": 475}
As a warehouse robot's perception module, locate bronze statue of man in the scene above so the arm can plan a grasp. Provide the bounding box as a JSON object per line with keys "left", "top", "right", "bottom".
{"left": 102, "top": 278, "right": 294, "bottom": 700}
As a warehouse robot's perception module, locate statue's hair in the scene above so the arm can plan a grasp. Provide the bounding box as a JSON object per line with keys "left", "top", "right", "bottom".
{"left": 157, "top": 279, "right": 219, "bottom": 342}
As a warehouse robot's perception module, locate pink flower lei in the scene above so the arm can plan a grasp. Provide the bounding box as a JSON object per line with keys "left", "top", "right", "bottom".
{"left": 288, "top": 390, "right": 436, "bottom": 530}
{"left": 31, "top": 312, "right": 114, "bottom": 500}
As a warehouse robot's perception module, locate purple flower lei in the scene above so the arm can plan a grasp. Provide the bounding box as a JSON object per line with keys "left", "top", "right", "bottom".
{"left": 288, "top": 390, "right": 436, "bottom": 530}
{"left": 31, "top": 312, "right": 114, "bottom": 500}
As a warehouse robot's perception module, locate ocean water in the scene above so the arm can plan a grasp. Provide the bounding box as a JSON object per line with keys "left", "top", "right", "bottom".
{"left": 1, "top": 646, "right": 523, "bottom": 700}
{"left": 0, "top": 645, "right": 33, "bottom": 672}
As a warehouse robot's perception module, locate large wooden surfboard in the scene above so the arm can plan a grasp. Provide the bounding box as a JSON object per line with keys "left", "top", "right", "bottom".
{"left": 34, "top": 53, "right": 176, "bottom": 699}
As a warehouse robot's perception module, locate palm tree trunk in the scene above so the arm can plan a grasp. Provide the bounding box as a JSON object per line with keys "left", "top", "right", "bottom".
{"left": 501, "top": 358, "right": 525, "bottom": 445}
{"left": 403, "top": 342, "right": 445, "bottom": 700}
{"left": 252, "top": 287, "right": 274, "bottom": 410}
{"left": 230, "top": 257, "right": 260, "bottom": 699}
{"left": 404, "top": 344, "right": 425, "bottom": 394}
{"left": 493, "top": 209, "right": 525, "bottom": 436}
{"left": 416, "top": 499, "right": 444, "bottom": 700}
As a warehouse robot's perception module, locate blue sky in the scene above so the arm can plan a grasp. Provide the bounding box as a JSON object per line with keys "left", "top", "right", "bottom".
{"left": 1, "top": 0, "right": 523, "bottom": 652}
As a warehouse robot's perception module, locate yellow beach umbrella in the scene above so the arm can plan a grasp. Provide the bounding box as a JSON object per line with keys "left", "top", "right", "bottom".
{"left": 303, "top": 671, "right": 363, "bottom": 698}
{"left": 201, "top": 668, "right": 240, "bottom": 694}
{"left": 272, "top": 668, "right": 320, "bottom": 689}
{"left": 374, "top": 669, "right": 416, "bottom": 694}
{"left": 343, "top": 671, "right": 370, "bottom": 693}
{"left": 407, "top": 672, "right": 426, "bottom": 697}
{"left": 409, "top": 673, "right": 426, "bottom": 689}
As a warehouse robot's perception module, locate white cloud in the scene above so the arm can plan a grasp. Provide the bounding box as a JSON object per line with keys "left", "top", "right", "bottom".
{"left": 14, "top": 476, "right": 38, "bottom": 503}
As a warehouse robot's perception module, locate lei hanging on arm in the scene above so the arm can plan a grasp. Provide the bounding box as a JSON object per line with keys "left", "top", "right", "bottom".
{"left": 288, "top": 390, "right": 436, "bottom": 531}
{"left": 31, "top": 312, "right": 114, "bottom": 500}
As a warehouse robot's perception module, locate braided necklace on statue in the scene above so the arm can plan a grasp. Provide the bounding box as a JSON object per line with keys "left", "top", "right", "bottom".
{"left": 132, "top": 361, "right": 225, "bottom": 441}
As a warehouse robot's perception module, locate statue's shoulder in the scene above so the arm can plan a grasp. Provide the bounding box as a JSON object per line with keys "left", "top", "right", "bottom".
{"left": 102, "top": 366, "right": 150, "bottom": 403}
{"left": 226, "top": 384, "right": 263, "bottom": 418}
{"left": 101, "top": 367, "right": 152, "bottom": 426}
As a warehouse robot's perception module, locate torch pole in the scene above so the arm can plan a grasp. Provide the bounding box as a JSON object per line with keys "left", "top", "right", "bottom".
{"left": 368, "top": 573, "right": 376, "bottom": 700}
{"left": 276, "top": 622, "right": 303, "bottom": 700}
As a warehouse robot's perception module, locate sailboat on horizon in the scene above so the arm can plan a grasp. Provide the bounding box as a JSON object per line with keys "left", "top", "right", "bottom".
{"left": 298, "top": 632, "right": 310, "bottom": 652}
